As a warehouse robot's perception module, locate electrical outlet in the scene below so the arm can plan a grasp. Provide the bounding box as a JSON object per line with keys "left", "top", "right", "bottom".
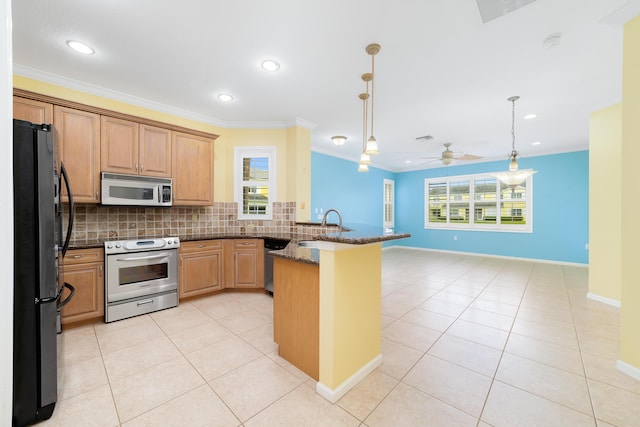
{"left": 317, "top": 214, "right": 323, "bottom": 220}
{"left": 585, "top": 243, "right": 589, "bottom": 250}
{"left": 453, "top": 236, "right": 458, "bottom": 241}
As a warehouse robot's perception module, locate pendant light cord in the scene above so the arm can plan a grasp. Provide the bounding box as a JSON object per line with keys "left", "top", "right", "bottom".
{"left": 511, "top": 98, "right": 516, "bottom": 153}
{"left": 370, "top": 55, "right": 375, "bottom": 138}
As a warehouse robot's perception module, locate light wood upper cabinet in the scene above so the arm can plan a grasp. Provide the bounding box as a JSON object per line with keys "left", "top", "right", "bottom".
{"left": 100, "top": 116, "right": 139, "bottom": 175}
{"left": 139, "top": 124, "right": 172, "bottom": 177}
{"left": 54, "top": 106, "right": 101, "bottom": 203}
{"left": 172, "top": 131, "right": 214, "bottom": 205}
{"left": 13, "top": 96, "right": 53, "bottom": 124}
{"left": 101, "top": 119, "right": 172, "bottom": 178}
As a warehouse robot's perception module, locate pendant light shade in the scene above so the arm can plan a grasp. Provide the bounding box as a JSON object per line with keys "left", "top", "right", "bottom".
{"left": 365, "top": 136, "right": 379, "bottom": 155}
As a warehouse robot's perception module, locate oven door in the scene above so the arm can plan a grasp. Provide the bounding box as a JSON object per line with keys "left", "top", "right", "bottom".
{"left": 106, "top": 249, "right": 178, "bottom": 302}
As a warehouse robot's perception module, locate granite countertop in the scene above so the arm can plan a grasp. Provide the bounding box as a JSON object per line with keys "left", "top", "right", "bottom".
{"left": 268, "top": 223, "right": 411, "bottom": 265}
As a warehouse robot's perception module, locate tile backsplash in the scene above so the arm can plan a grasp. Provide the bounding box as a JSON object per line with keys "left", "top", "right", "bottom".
{"left": 64, "top": 202, "right": 307, "bottom": 244}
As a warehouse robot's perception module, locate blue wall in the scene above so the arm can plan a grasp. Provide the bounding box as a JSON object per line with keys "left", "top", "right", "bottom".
{"left": 311, "top": 150, "right": 589, "bottom": 264}
{"left": 311, "top": 152, "right": 397, "bottom": 226}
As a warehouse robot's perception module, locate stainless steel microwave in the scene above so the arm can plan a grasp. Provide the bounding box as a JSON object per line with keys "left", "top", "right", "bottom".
{"left": 101, "top": 172, "right": 172, "bottom": 207}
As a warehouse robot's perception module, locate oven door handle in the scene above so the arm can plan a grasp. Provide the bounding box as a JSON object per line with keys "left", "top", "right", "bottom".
{"left": 117, "top": 254, "right": 170, "bottom": 262}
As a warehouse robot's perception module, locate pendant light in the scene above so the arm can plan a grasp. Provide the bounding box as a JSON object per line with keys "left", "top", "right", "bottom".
{"left": 492, "top": 96, "right": 537, "bottom": 190}
{"left": 365, "top": 43, "right": 380, "bottom": 155}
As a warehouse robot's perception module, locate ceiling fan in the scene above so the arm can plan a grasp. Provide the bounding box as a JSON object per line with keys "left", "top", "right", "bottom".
{"left": 421, "top": 143, "right": 483, "bottom": 166}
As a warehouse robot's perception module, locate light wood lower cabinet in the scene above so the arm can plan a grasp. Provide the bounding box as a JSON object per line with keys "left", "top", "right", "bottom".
{"left": 179, "top": 240, "right": 224, "bottom": 298}
{"left": 60, "top": 248, "right": 104, "bottom": 325}
{"left": 226, "top": 239, "right": 264, "bottom": 289}
{"left": 273, "top": 257, "right": 319, "bottom": 380}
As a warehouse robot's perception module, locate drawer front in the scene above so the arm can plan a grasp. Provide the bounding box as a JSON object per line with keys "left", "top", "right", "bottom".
{"left": 234, "top": 239, "right": 260, "bottom": 249}
{"left": 106, "top": 291, "right": 178, "bottom": 323}
{"left": 64, "top": 248, "right": 104, "bottom": 265}
{"left": 180, "top": 239, "right": 223, "bottom": 253}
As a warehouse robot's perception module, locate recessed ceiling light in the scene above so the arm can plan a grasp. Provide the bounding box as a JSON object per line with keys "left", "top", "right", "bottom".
{"left": 66, "top": 40, "right": 95, "bottom": 55}
{"left": 261, "top": 59, "right": 280, "bottom": 72}
{"left": 532, "top": 141, "right": 542, "bottom": 146}
{"left": 405, "top": 160, "right": 412, "bottom": 164}
{"left": 217, "top": 93, "right": 234, "bottom": 102}
{"left": 524, "top": 114, "right": 537, "bottom": 119}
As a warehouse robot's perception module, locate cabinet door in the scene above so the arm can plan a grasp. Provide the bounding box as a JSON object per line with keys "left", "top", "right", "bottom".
{"left": 60, "top": 261, "right": 104, "bottom": 325}
{"left": 172, "top": 132, "right": 213, "bottom": 205}
{"left": 179, "top": 250, "right": 223, "bottom": 298}
{"left": 13, "top": 96, "right": 53, "bottom": 124}
{"left": 230, "top": 239, "right": 264, "bottom": 288}
{"left": 54, "top": 106, "right": 101, "bottom": 203}
{"left": 101, "top": 116, "right": 139, "bottom": 175}
{"left": 139, "top": 124, "right": 172, "bottom": 177}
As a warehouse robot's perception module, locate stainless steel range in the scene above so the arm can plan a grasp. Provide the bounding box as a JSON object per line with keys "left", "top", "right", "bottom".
{"left": 104, "top": 237, "right": 179, "bottom": 322}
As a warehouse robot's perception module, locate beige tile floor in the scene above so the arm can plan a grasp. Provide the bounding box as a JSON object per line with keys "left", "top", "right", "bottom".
{"left": 43, "top": 248, "right": 640, "bottom": 427}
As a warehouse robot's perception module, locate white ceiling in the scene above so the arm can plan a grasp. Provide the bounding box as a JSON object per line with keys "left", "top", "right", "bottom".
{"left": 11, "top": 0, "right": 638, "bottom": 172}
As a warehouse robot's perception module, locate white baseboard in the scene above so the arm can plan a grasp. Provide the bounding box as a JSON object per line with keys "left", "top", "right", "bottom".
{"left": 587, "top": 293, "right": 621, "bottom": 308}
{"left": 616, "top": 360, "right": 640, "bottom": 381}
{"left": 385, "top": 245, "right": 588, "bottom": 267}
{"left": 316, "top": 354, "right": 382, "bottom": 403}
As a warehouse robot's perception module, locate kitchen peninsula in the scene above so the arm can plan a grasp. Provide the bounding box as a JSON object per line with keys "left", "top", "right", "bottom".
{"left": 270, "top": 224, "right": 410, "bottom": 403}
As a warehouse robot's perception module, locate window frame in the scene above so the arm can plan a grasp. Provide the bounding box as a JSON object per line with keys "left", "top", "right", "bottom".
{"left": 234, "top": 146, "right": 276, "bottom": 221}
{"left": 383, "top": 179, "right": 395, "bottom": 229}
{"left": 424, "top": 171, "right": 534, "bottom": 233}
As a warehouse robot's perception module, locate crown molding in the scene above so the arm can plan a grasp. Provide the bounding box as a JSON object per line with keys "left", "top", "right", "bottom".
{"left": 600, "top": 0, "right": 640, "bottom": 28}
{"left": 13, "top": 64, "right": 315, "bottom": 130}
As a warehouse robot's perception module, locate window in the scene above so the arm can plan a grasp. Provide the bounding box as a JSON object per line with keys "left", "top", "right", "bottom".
{"left": 234, "top": 147, "right": 276, "bottom": 220}
{"left": 383, "top": 179, "right": 394, "bottom": 229}
{"left": 424, "top": 171, "right": 533, "bottom": 232}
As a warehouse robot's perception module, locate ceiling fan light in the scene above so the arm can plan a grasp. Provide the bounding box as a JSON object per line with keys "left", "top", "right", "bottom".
{"left": 358, "top": 163, "right": 369, "bottom": 172}
{"left": 442, "top": 157, "right": 453, "bottom": 165}
{"left": 365, "top": 136, "right": 379, "bottom": 155}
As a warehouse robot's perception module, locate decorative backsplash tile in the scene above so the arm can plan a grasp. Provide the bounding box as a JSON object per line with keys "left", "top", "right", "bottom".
{"left": 63, "top": 202, "right": 333, "bottom": 244}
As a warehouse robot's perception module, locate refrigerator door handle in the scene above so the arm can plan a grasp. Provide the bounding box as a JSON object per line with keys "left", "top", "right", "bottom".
{"left": 60, "top": 162, "right": 74, "bottom": 258}
{"left": 57, "top": 282, "right": 75, "bottom": 309}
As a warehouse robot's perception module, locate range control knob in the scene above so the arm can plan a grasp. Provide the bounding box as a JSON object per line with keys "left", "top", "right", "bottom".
{"left": 167, "top": 240, "right": 172, "bottom": 245}
{"left": 106, "top": 244, "right": 113, "bottom": 249}
{"left": 173, "top": 239, "right": 179, "bottom": 244}
{"left": 115, "top": 243, "right": 121, "bottom": 248}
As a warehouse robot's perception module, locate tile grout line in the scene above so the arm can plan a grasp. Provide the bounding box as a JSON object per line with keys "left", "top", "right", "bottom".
{"left": 475, "top": 261, "right": 534, "bottom": 427}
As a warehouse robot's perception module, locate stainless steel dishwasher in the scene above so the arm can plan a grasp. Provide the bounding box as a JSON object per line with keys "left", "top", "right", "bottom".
{"left": 263, "top": 238, "right": 289, "bottom": 295}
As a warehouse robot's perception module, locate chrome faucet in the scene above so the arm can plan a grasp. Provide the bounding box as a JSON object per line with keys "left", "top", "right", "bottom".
{"left": 321, "top": 208, "right": 342, "bottom": 230}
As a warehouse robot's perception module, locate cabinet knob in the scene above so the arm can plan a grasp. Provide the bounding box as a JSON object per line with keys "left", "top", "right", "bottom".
{"left": 135, "top": 164, "right": 138, "bottom": 172}
{"left": 96, "top": 190, "right": 99, "bottom": 199}
{"left": 69, "top": 255, "right": 83, "bottom": 259}
{"left": 140, "top": 164, "right": 144, "bottom": 171}
{"left": 99, "top": 265, "right": 103, "bottom": 276}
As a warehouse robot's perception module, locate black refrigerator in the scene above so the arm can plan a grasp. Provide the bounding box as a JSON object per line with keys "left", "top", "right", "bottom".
{"left": 12, "top": 119, "right": 75, "bottom": 426}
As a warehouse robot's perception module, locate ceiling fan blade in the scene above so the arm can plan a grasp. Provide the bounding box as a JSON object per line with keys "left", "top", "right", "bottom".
{"left": 454, "top": 154, "right": 483, "bottom": 161}
{"left": 419, "top": 158, "right": 443, "bottom": 165}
